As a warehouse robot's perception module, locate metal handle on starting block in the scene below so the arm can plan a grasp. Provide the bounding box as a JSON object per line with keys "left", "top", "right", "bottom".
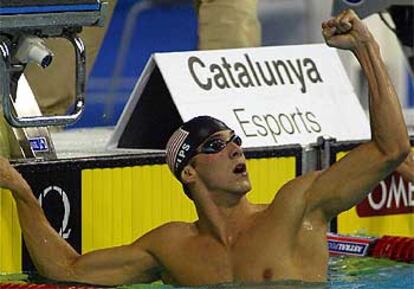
{"left": 0, "top": 33, "right": 86, "bottom": 128}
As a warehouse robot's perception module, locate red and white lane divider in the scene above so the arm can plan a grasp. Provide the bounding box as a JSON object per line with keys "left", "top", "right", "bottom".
{"left": 327, "top": 233, "right": 414, "bottom": 263}
{"left": 0, "top": 284, "right": 99, "bottom": 289}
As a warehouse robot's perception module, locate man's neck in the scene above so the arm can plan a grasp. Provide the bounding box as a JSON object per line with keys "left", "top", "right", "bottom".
{"left": 193, "top": 192, "right": 259, "bottom": 247}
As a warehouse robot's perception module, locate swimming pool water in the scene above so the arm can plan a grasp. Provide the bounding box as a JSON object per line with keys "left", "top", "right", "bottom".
{"left": 1, "top": 257, "right": 413, "bottom": 289}
{"left": 328, "top": 257, "right": 414, "bottom": 289}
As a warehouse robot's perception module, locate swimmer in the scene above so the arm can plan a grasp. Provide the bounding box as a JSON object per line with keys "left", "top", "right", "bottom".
{"left": 0, "top": 9, "right": 410, "bottom": 286}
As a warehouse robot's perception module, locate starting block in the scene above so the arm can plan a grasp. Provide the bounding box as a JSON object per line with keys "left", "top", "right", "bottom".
{"left": 0, "top": 0, "right": 107, "bottom": 159}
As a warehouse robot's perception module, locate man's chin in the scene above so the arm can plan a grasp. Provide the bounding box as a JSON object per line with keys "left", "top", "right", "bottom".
{"left": 234, "top": 181, "right": 252, "bottom": 195}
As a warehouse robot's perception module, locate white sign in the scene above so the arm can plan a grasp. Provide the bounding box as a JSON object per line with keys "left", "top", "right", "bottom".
{"left": 109, "top": 44, "right": 370, "bottom": 150}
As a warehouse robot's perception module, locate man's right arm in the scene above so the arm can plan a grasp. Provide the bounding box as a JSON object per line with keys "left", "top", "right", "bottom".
{"left": 0, "top": 157, "right": 161, "bottom": 286}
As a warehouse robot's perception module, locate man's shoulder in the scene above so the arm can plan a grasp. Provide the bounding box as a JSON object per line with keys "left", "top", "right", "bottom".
{"left": 277, "top": 170, "right": 323, "bottom": 197}
{"left": 135, "top": 221, "right": 198, "bottom": 257}
{"left": 267, "top": 170, "right": 323, "bottom": 211}
{"left": 133, "top": 221, "right": 196, "bottom": 250}
{"left": 144, "top": 221, "right": 196, "bottom": 240}
{"left": 260, "top": 171, "right": 324, "bottom": 224}
{"left": 156, "top": 221, "right": 195, "bottom": 233}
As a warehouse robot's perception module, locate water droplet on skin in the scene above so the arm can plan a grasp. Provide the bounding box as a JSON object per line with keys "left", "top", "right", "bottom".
{"left": 303, "top": 220, "right": 313, "bottom": 231}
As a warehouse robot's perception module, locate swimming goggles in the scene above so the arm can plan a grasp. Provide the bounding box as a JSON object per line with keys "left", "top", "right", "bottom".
{"left": 198, "top": 133, "right": 242, "bottom": 154}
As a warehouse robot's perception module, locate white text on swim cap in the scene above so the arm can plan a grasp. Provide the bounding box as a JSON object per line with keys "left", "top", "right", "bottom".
{"left": 175, "top": 143, "right": 191, "bottom": 170}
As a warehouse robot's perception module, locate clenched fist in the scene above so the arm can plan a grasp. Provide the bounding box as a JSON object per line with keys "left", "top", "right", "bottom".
{"left": 322, "top": 9, "right": 374, "bottom": 51}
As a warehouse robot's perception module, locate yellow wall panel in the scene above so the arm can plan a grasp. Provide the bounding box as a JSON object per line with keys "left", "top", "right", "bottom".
{"left": 247, "top": 157, "right": 296, "bottom": 204}
{"left": 0, "top": 189, "right": 22, "bottom": 273}
{"left": 338, "top": 207, "right": 414, "bottom": 237}
{"left": 82, "top": 165, "right": 197, "bottom": 253}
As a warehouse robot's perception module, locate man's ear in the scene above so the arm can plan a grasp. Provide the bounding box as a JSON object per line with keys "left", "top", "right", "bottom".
{"left": 181, "top": 164, "right": 196, "bottom": 184}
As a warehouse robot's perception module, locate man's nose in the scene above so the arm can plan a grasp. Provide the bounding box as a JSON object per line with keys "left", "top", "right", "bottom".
{"left": 228, "top": 142, "right": 242, "bottom": 158}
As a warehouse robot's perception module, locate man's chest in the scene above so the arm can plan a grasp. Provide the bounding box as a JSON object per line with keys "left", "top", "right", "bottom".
{"left": 157, "top": 228, "right": 298, "bottom": 286}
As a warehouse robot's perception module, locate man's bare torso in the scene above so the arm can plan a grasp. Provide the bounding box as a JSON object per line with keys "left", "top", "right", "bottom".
{"left": 144, "top": 174, "right": 329, "bottom": 286}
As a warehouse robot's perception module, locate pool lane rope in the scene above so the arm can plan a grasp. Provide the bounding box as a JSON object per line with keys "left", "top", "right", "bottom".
{"left": 0, "top": 284, "right": 99, "bottom": 289}
{"left": 327, "top": 233, "right": 414, "bottom": 263}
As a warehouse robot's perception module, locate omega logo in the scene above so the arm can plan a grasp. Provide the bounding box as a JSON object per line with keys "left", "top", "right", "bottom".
{"left": 357, "top": 174, "right": 414, "bottom": 217}
{"left": 38, "top": 185, "right": 72, "bottom": 239}
{"left": 368, "top": 178, "right": 414, "bottom": 211}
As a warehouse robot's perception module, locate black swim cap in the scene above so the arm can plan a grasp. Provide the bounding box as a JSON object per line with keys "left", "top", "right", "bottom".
{"left": 166, "top": 116, "right": 230, "bottom": 180}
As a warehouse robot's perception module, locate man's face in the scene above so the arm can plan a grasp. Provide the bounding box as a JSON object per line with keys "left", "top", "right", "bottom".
{"left": 190, "top": 130, "right": 252, "bottom": 196}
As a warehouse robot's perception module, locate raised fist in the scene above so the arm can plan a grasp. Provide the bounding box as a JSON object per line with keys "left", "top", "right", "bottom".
{"left": 322, "top": 9, "right": 374, "bottom": 51}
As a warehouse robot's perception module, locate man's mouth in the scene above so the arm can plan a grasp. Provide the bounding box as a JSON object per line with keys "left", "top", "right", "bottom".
{"left": 233, "top": 163, "right": 247, "bottom": 175}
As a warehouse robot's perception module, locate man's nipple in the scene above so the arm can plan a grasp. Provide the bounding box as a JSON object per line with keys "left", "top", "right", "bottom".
{"left": 263, "top": 268, "right": 273, "bottom": 280}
